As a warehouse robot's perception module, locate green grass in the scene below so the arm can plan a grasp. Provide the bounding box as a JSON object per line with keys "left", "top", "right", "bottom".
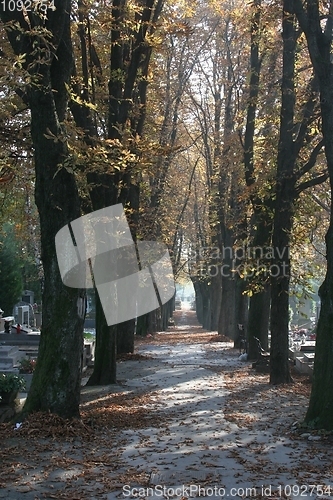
{"left": 84, "top": 331, "right": 95, "bottom": 341}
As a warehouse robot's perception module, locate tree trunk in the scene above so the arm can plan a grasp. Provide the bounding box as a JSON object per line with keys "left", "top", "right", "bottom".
{"left": 269, "top": 3, "right": 296, "bottom": 384}
{"left": 0, "top": 1, "right": 86, "bottom": 418}
{"left": 161, "top": 298, "right": 173, "bottom": 331}
{"left": 136, "top": 313, "right": 149, "bottom": 336}
{"left": 117, "top": 319, "right": 136, "bottom": 354}
{"left": 218, "top": 274, "right": 236, "bottom": 339}
{"left": 193, "top": 280, "right": 211, "bottom": 329}
{"left": 193, "top": 281, "right": 204, "bottom": 325}
{"left": 148, "top": 308, "right": 161, "bottom": 333}
{"left": 209, "top": 272, "right": 222, "bottom": 331}
{"left": 305, "top": 225, "right": 333, "bottom": 429}
{"left": 292, "top": 0, "right": 333, "bottom": 429}
{"left": 247, "top": 212, "right": 273, "bottom": 357}
{"left": 266, "top": 3, "right": 324, "bottom": 384}
{"left": 86, "top": 173, "right": 118, "bottom": 384}
{"left": 88, "top": 0, "right": 163, "bottom": 367}
{"left": 234, "top": 275, "right": 249, "bottom": 348}
{"left": 247, "top": 285, "right": 271, "bottom": 358}
{"left": 218, "top": 229, "right": 236, "bottom": 339}
{"left": 86, "top": 292, "right": 116, "bottom": 385}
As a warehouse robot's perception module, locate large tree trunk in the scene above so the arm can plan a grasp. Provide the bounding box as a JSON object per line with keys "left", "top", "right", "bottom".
{"left": 136, "top": 313, "right": 149, "bottom": 336}
{"left": 160, "top": 298, "right": 174, "bottom": 331}
{"left": 117, "top": 320, "right": 136, "bottom": 354}
{"left": 247, "top": 212, "right": 273, "bottom": 357}
{"left": 242, "top": 0, "right": 272, "bottom": 358}
{"left": 269, "top": 202, "right": 293, "bottom": 385}
{"left": 305, "top": 225, "right": 333, "bottom": 429}
{"left": 87, "top": 0, "right": 164, "bottom": 365}
{"left": 234, "top": 274, "right": 249, "bottom": 347}
{"left": 209, "top": 273, "right": 222, "bottom": 331}
{"left": 193, "top": 280, "right": 211, "bottom": 329}
{"left": 1, "top": 0, "right": 85, "bottom": 418}
{"left": 269, "top": 3, "right": 296, "bottom": 384}
{"left": 86, "top": 293, "right": 116, "bottom": 385}
{"left": 115, "top": 182, "right": 140, "bottom": 352}
{"left": 269, "top": 3, "right": 323, "bottom": 382}
{"left": 293, "top": 0, "right": 333, "bottom": 429}
{"left": 86, "top": 173, "right": 118, "bottom": 384}
{"left": 247, "top": 285, "right": 271, "bottom": 358}
{"left": 218, "top": 229, "right": 236, "bottom": 339}
{"left": 218, "top": 276, "right": 236, "bottom": 339}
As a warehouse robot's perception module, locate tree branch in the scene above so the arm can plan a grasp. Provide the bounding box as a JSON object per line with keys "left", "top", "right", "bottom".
{"left": 296, "top": 171, "right": 328, "bottom": 194}
{"left": 310, "top": 194, "right": 331, "bottom": 214}
{"left": 310, "top": 192, "right": 330, "bottom": 213}
{"left": 292, "top": 76, "right": 320, "bottom": 159}
{"left": 296, "top": 139, "right": 325, "bottom": 179}
{"left": 292, "top": 0, "right": 308, "bottom": 34}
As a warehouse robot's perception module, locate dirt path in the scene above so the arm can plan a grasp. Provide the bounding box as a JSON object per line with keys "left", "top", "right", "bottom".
{"left": 0, "top": 319, "right": 332, "bottom": 500}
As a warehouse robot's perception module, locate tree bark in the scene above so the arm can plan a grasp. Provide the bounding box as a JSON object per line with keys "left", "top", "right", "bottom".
{"left": 269, "top": 3, "right": 296, "bottom": 384}
{"left": 247, "top": 285, "right": 271, "bottom": 358}
{"left": 293, "top": 0, "right": 333, "bottom": 429}
{"left": 193, "top": 280, "right": 211, "bottom": 329}
{"left": 1, "top": 0, "right": 85, "bottom": 417}
{"left": 218, "top": 228, "right": 236, "bottom": 339}
{"left": 117, "top": 319, "right": 136, "bottom": 354}
{"left": 242, "top": 0, "right": 272, "bottom": 357}
{"left": 87, "top": 0, "right": 164, "bottom": 366}
{"left": 247, "top": 211, "right": 273, "bottom": 357}
{"left": 86, "top": 293, "right": 116, "bottom": 385}
{"left": 210, "top": 273, "right": 222, "bottom": 331}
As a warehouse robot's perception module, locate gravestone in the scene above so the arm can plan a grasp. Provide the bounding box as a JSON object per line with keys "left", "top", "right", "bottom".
{"left": 0, "top": 346, "right": 20, "bottom": 372}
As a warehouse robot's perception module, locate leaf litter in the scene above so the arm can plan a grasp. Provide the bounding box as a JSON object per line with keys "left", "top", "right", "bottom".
{"left": 0, "top": 310, "right": 332, "bottom": 499}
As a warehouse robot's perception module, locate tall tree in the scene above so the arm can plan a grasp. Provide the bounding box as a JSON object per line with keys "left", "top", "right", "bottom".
{"left": 0, "top": 0, "right": 85, "bottom": 417}
{"left": 0, "top": 223, "right": 23, "bottom": 315}
{"left": 85, "top": 0, "right": 165, "bottom": 382}
{"left": 270, "top": 3, "right": 326, "bottom": 384}
{"left": 292, "top": 0, "right": 333, "bottom": 429}
{"left": 242, "top": 0, "right": 275, "bottom": 357}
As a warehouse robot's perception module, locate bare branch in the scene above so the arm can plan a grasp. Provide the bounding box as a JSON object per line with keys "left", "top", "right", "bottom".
{"left": 296, "top": 139, "right": 325, "bottom": 179}
{"left": 310, "top": 193, "right": 330, "bottom": 213}
{"left": 296, "top": 171, "right": 328, "bottom": 194}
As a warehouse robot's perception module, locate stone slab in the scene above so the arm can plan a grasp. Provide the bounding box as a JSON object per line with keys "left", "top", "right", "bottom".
{"left": 18, "top": 348, "right": 39, "bottom": 359}
{"left": 0, "top": 346, "right": 21, "bottom": 368}
{"left": 300, "top": 341, "right": 316, "bottom": 352}
{"left": 304, "top": 362, "right": 314, "bottom": 377}
{"left": 0, "top": 359, "right": 16, "bottom": 367}
{"left": 0, "top": 333, "right": 40, "bottom": 346}
{"left": 0, "top": 367, "right": 19, "bottom": 374}
{"left": 303, "top": 352, "right": 315, "bottom": 362}
{"left": 21, "top": 373, "right": 33, "bottom": 391}
{"left": 295, "top": 356, "right": 314, "bottom": 377}
{"left": 0, "top": 346, "right": 19, "bottom": 357}
{"left": 0, "top": 354, "right": 20, "bottom": 362}
{"left": 84, "top": 341, "right": 95, "bottom": 358}
{"left": 288, "top": 348, "right": 302, "bottom": 360}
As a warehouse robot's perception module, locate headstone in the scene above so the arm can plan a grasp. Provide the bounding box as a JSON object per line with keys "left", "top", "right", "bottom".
{"left": 300, "top": 341, "right": 316, "bottom": 352}
{"left": 0, "top": 345, "right": 21, "bottom": 371}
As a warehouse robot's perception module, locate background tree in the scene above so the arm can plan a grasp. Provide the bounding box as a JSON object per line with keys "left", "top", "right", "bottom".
{"left": 0, "top": 223, "right": 23, "bottom": 315}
